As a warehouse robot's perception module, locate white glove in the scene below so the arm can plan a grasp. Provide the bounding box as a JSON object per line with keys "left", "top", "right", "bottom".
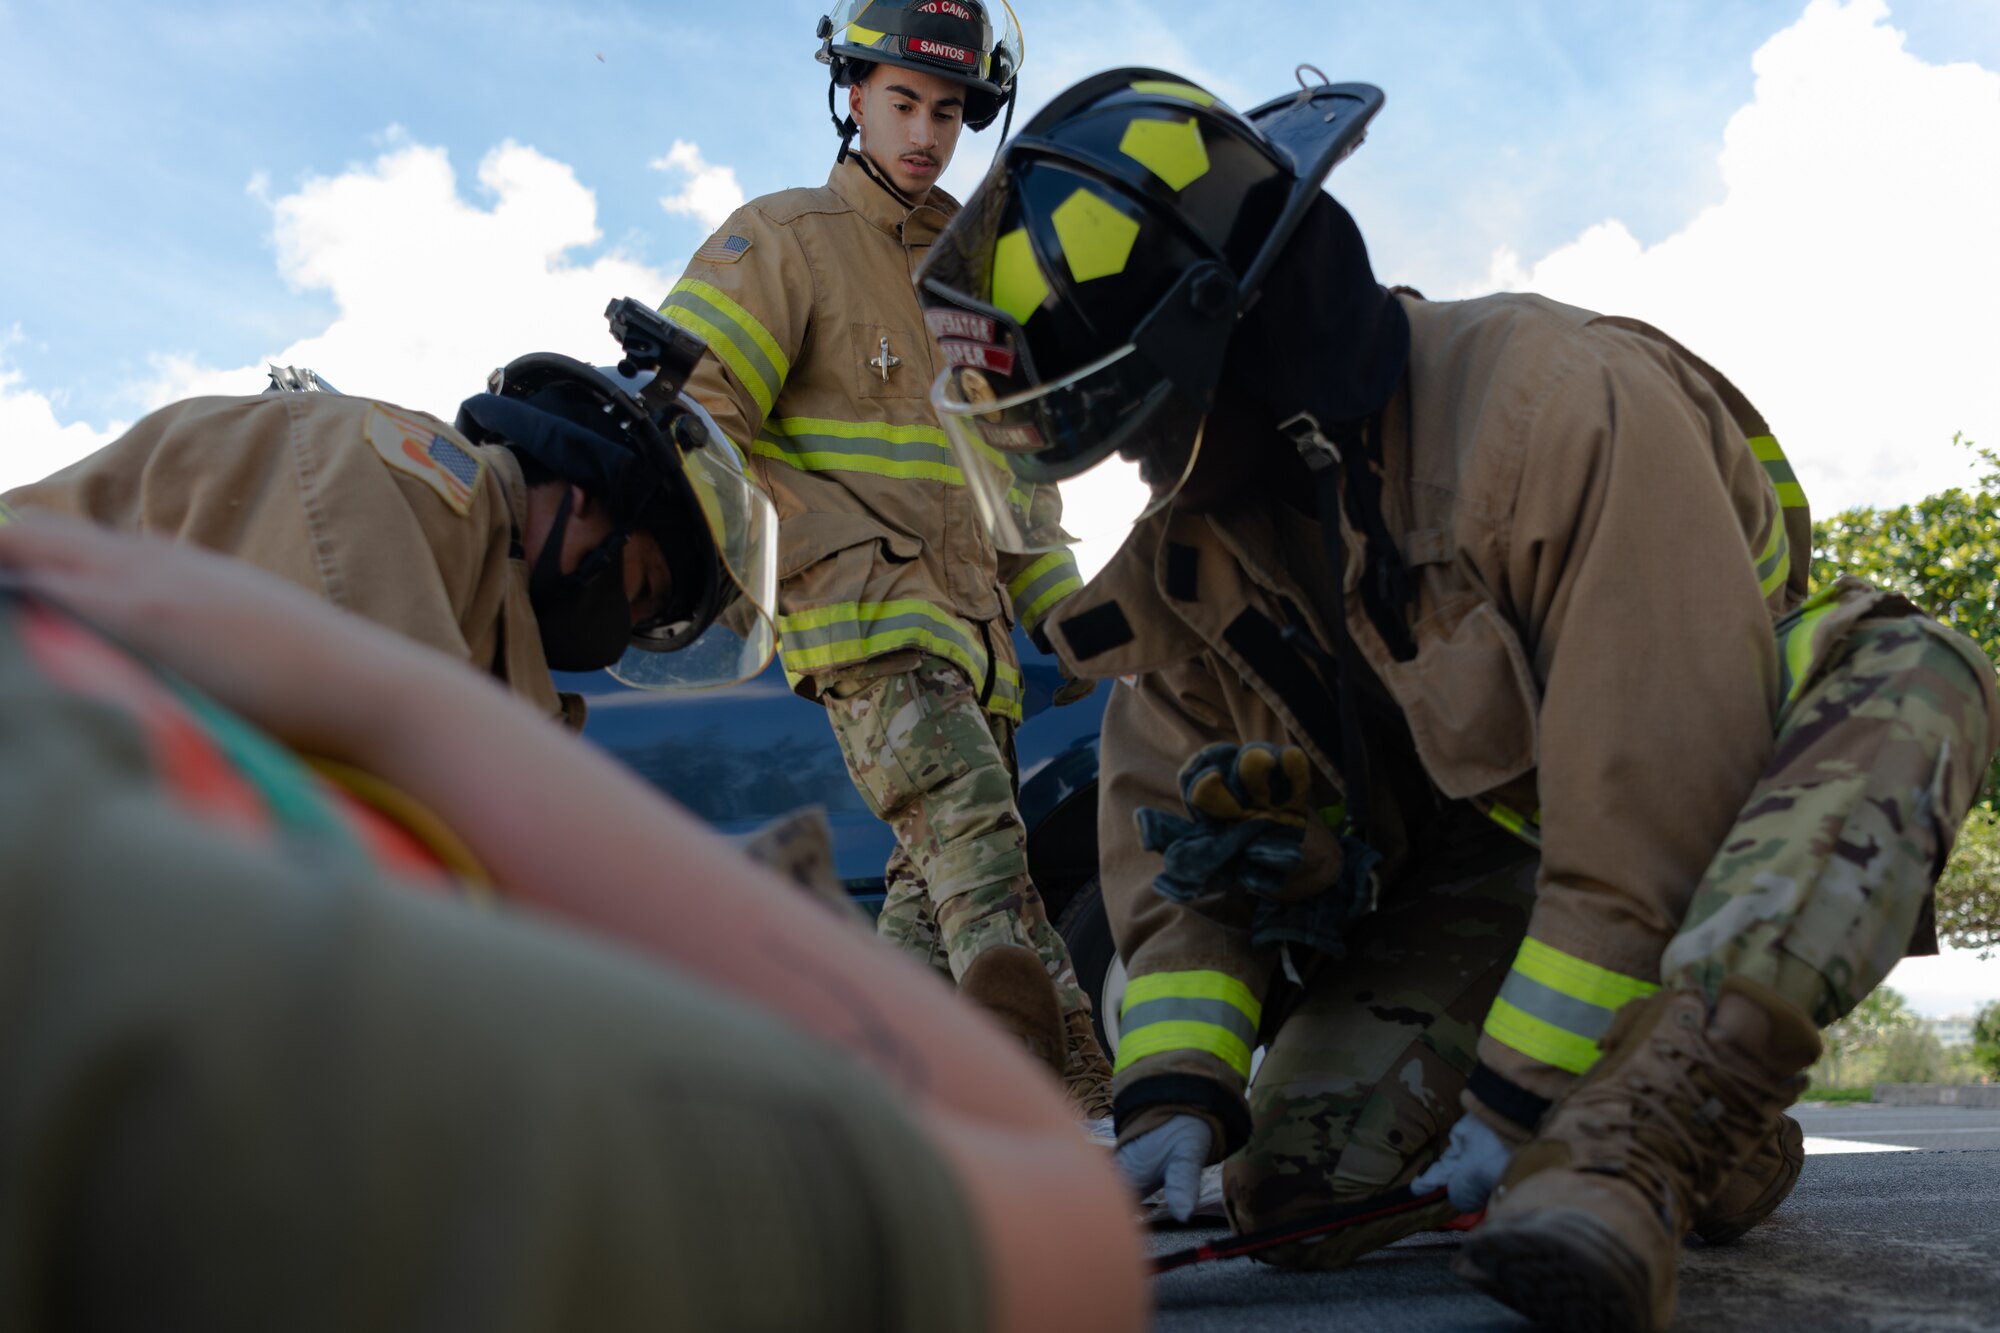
{"left": 1115, "top": 1114, "right": 1212, "bottom": 1223}
{"left": 1411, "top": 1113, "right": 1515, "bottom": 1213}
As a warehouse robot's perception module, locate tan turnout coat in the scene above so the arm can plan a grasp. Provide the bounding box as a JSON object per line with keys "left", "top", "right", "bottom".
{"left": 660, "top": 156, "right": 1083, "bottom": 722}
{"left": 4, "top": 392, "right": 573, "bottom": 725}
{"left": 1047, "top": 292, "right": 1854, "bottom": 1122}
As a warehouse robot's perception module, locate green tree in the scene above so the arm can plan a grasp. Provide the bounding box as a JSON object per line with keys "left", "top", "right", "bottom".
{"left": 1875, "top": 1025, "right": 1945, "bottom": 1084}
{"left": 1811, "top": 434, "right": 2000, "bottom": 953}
{"left": 1974, "top": 999, "right": 2000, "bottom": 1081}
{"left": 1937, "top": 812, "right": 2000, "bottom": 956}
{"left": 1814, "top": 986, "right": 1920, "bottom": 1087}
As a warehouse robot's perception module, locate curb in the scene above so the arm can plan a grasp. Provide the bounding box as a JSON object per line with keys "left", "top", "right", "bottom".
{"left": 1873, "top": 1083, "right": 2000, "bottom": 1108}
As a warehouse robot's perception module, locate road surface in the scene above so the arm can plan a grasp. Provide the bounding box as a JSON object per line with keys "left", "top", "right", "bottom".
{"left": 1146, "top": 1103, "right": 2000, "bottom": 1331}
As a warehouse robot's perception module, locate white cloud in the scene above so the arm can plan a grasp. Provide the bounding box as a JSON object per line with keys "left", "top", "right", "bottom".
{"left": 0, "top": 349, "right": 125, "bottom": 493}
{"left": 1466, "top": 0, "right": 2000, "bottom": 513}
{"left": 5, "top": 136, "right": 675, "bottom": 490}
{"left": 140, "top": 136, "right": 674, "bottom": 426}
{"left": 653, "top": 139, "right": 746, "bottom": 233}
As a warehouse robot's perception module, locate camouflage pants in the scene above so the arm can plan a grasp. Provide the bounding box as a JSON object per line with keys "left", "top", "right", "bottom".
{"left": 819, "top": 652, "right": 1089, "bottom": 1015}
{"left": 1663, "top": 613, "right": 1998, "bottom": 1025}
{"left": 1224, "top": 814, "right": 1538, "bottom": 1266}
{"left": 1227, "top": 614, "right": 1995, "bottom": 1267}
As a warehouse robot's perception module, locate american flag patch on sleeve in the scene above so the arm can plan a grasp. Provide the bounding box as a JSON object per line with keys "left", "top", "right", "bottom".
{"left": 365, "top": 403, "right": 485, "bottom": 517}
{"left": 693, "top": 233, "right": 753, "bottom": 265}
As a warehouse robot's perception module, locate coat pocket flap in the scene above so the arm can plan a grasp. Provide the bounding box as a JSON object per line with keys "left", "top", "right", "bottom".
{"left": 1382, "top": 600, "right": 1540, "bottom": 800}
{"left": 777, "top": 510, "right": 920, "bottom": 581}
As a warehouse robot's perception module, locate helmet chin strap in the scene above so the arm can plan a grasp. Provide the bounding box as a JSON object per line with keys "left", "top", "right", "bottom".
{"left": 830, "top": 90, "right": 924, "bottom": 208}
{"left": 827, "top": 80, "right": 860, "bottom": 164}
{"left": 848, "top": 144, "right": 921, "bottom": 208}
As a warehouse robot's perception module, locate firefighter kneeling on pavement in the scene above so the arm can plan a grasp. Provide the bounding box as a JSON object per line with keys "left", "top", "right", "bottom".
{"left": 917, "top": 67, "right": 2000, "bottom": 1333}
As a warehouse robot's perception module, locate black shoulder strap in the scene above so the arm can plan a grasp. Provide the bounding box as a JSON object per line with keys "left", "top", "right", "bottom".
{"left": 1221, "top": 606, "right": 1346, "bottom": 773}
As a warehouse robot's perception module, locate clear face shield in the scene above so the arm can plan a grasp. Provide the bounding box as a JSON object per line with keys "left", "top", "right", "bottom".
{"left": 608, "top": 395, "right": 780, "bottom": 692}
{"left": 930, "top": 349, "right": 1202, "bottom": 558}
{"left": 919, "top": 164, "right": 1210, "bottom": 563}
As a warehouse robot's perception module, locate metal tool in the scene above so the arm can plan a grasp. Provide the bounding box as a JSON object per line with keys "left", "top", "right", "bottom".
{"left": 1150, "top": 1187, "right": 1481, "bottom": 1275}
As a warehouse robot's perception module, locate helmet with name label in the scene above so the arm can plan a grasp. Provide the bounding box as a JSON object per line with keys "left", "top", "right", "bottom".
{"left": 817, "top": 0, "right": 1023, "bottom": 133}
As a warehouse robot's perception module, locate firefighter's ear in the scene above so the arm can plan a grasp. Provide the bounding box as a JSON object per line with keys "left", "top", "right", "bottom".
{"left": 567, "top": 485, "right": 619, "bottom": 532}
{"left": 848, "top": 79, "right": 866, "bottom": 127}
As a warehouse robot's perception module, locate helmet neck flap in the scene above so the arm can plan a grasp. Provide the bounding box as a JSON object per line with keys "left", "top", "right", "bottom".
{"left": 1219, "top": 190, "right": 1408, "bottom": 448}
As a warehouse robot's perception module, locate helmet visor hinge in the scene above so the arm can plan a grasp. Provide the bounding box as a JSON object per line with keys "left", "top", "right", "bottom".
{"left": 1279, "top": 411, "right": 1341, "bottom": 470}
{"left": 1130, "top": 260, "right": 1237, "bottom": 412}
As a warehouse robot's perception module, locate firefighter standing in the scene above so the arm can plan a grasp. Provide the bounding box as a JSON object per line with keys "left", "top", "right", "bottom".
{"left": 659, "top": 0, "right": 1115, "bottom": 1114}
{"left": 918, "top": 69, "right": 1999, "bottom": 1332}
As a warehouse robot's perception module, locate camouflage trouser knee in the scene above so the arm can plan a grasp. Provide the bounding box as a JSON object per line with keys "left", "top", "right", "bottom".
{"left": 1225, "top": 823, "right": 1539, "bottom": 1269}
{"left": 820, "top": 652, "right": 1089, "bottom": 1014}
{"left": 877, "top": 843, "right": 954, "bottom": 982}
{"left": 1662, "top": 614, "right": 1999, "bottom": 1026}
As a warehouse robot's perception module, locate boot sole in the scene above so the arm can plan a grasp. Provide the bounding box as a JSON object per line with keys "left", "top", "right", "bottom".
{"left": 1456, "top": 1207, "right": 1667, "bottom": 1333}
{"left": 1692, "top": 1152, "right": 1800, "bottom": 1245}
{"left": 1693, "top": 1117, "right": 1805, "bottom": 1246}
{"left": 957, "top": 946, "right": 1066, "bottom": 1078}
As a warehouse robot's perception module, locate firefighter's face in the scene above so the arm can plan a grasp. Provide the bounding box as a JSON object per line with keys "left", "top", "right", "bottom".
{"left": 850, "top": 65, "right": 966, "bottom": 198}
{"left": 525, "top": 482, "right": 673, "bottom": 626}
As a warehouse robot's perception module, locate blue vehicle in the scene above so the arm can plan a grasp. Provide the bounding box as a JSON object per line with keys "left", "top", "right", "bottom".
{"left": 555, "top": 627, "right": 1125, "bottom": 1049}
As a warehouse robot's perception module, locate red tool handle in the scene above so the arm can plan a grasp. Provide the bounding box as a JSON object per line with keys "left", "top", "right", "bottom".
{"left": 1150, "top": 1187, "right": 1483, "bottom": 1274}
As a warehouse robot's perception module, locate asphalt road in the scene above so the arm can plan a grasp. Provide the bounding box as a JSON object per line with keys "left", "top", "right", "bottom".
{"left": 1146, "top": 1104, "right": 2000, "bottom": 1332}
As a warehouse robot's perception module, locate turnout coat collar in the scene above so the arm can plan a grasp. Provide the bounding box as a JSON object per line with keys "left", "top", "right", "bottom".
{"left": 825, "top": 154, "right": 958, "bottom": 247}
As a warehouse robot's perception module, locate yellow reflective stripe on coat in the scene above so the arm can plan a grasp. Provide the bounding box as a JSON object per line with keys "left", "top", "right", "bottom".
{"left": 778, "top": 598, "right": 1024, "bottom": 722}
{"left": 755, "top": 419, "right": 1035, "bottom": 510}
{"left": 1006, "top": 550, "right": 1084, "bottom": 633}
{"left": 1753, "top": 512, "right": 1791, "bottom": 600}
{"left": 1117, "top": 969, "right": 1262, "bottom": 1079}
{"left": 1483, "top": 801, "right": 1542, "bottom": 849}
{"left": 755, "top": 418, "right": 962, "bottom": 484}
{"left": 1747, "top": 434, "right": 1808, "bottom": 510}
{"left": 1483, "top": 937, "right": 1659, "bottom": 1075}
{"left": 1775, "top": 585, "right": 1847, "bottom": 711}
{"left": 660, "top": 279, "right": 790, "bottom": 418}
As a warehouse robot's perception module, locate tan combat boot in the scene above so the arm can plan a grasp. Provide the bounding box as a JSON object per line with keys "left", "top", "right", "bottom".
{"left": 1693, "top": 1111, "right": 1805, "bottom": 1245}
{"left": 958, "top": 944, "right": 1067, "bottom": 1080}
{"left": 1061, "top": 1008, "right": 1117, "bottom": 1121}
{"left": 1456, "top": 977, "right": 1822, "bottom": 1333}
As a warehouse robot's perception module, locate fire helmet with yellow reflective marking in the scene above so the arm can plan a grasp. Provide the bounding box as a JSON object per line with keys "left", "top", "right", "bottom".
{"left": 817, "top": 0, "right": 1023, "bottom": 134}
{"left": 916, "top": 67, "right": 1404, "bottom": 555}
{"left": 455, "top": 304, "right": 778, "bottom": 692}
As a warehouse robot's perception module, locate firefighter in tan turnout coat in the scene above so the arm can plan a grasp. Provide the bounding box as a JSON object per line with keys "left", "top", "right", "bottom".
{"left": 659, "top": 0, "right": 1115, "bottom": 1114}
{"left": 5, "top": 319, "right": 781, "bottom": 724}
{"left": 918, "top": 69, "right": 2000, "bottom": 1333}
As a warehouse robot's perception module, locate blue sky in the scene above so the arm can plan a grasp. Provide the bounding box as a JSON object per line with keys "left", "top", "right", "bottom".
{"left": 4, "top": 0, "right": 1997, "bottom": 433}
{"left": 3, "top": 1, "right": 1999, "bottom": 1008}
